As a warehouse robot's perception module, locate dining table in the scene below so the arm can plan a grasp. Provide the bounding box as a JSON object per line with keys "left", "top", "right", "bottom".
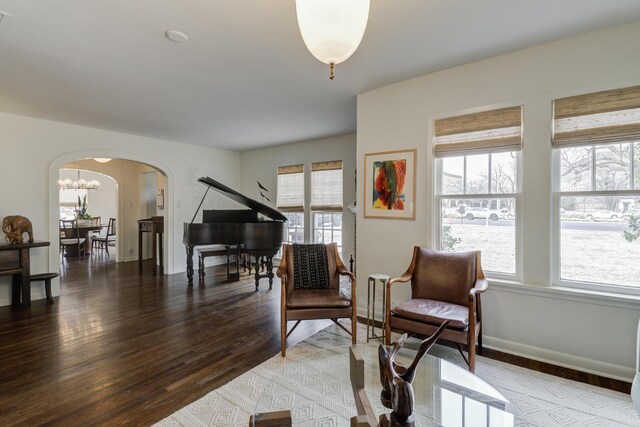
{"left": 61, "top": 223, "right": 103, "bottom": 256}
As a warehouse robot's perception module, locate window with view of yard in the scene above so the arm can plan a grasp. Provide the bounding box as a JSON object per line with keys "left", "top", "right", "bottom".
{"left": 435, "top": 106, "right": 522, "bottom": 277}
{"left": 553, "top": 86, "right": 640, "bottom": 290}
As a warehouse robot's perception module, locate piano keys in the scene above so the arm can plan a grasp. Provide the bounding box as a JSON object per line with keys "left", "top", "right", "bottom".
{"left": 183, "top": 177, "right": 286, "bottom": 290}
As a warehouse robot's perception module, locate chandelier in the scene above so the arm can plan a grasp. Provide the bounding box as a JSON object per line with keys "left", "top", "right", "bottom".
{"left": 58, "top": 170, "right": 101, "bottom": 190}
{"left": 295, "top": 0, "right": 370, "bottom": 80}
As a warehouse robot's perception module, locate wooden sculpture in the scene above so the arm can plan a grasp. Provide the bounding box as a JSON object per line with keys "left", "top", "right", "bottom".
{"left": 2, "top": 215, "right": 34, "bottom": 245}
{"left": 378, "top": 321, "right": 450, "bottom": 427}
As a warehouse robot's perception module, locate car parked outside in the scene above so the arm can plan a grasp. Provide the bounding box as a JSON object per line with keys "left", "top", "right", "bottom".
{"left": 442, "top": 207, "right": 462, "bottom": 219}
{"left": 463, "top": 207, "right": 504, "bottom": 221}
{"left": 584, "top": 210, "right": 621, "bottom": 221}
{"left": 560, "top": 209, "right": 587, "bottom": 221}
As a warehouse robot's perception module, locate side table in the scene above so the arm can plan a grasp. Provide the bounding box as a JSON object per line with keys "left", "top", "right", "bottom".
{"left": 366, "top": 274, "right": 389, "bottom": 343}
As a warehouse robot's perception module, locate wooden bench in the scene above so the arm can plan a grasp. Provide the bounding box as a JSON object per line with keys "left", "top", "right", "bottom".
{"left": 197, "top": 245, "right": 242, "bottom": 284}
{"left": 30, "top": 272, "right": 59, "bottom": 304}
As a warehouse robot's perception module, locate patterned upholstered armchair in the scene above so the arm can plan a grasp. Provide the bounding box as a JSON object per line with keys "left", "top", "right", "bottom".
{"left": 385, "top": 247, "right": 488, "bottom": 372}
{"left": 276, "top": 243, "right": 356, "bottom": 357}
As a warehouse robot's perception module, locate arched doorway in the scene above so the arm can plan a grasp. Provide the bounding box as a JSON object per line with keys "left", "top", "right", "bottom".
{"left": 48, "top": 151, "right": 174, "bottom": 298}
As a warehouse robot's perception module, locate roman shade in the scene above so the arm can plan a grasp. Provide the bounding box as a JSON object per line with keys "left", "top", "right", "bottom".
{"left": 311, "top": 160, "right": 343, "bottom": 212}
{"left": 277, "top": 164, "right": 304, "bottom": 212}
{"left": 434, "top": 106, "right": 523, "bottom": 157}
{"left": 553, "top": 85, "right": 640, "bottom": 147}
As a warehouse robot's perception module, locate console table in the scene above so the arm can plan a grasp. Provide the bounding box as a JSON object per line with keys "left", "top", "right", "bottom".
{"left": 0, "top": 241, "right": 50, "bottom": 309}
{"left": 138, "top": 216, "right": 164, "bottom": 273}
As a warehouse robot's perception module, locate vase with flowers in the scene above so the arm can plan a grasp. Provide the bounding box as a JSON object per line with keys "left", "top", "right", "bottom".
{"left": 75, "top": 195, "right": 92, "bottom": 224}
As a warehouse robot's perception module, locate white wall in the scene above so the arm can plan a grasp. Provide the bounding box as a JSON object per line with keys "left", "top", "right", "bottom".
{"left": 240, "top": 134, "right": 357, "bottom": 267}
{"left": 357, "top": 21, "right": 640, "bottom": 380}
{"left": 0, "top": 112, "right": 241, "bottom": 306}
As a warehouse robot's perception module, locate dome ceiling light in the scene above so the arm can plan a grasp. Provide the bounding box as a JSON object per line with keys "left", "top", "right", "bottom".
{"left": 295, "top": 0, "right": 370, "bottom": 80}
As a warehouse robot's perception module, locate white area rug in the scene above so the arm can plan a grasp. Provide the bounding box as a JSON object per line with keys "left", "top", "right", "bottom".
{"left": 155, "top": 324, "right": 639, "bottom": 426}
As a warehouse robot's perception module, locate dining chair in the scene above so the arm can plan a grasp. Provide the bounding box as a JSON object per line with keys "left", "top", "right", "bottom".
{"left": 93, "top": 218, "right": 116, "bottom": 256}
{"left": 60, "top": 219, "right": 86, "bottom": 258}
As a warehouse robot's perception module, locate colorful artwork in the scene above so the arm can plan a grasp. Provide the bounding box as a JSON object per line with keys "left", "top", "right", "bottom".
{"left": 373, "top": 159, "right": 406, "bottom": 210}
{"left": 364, "top": 149, "right": 416, "bottom": 219}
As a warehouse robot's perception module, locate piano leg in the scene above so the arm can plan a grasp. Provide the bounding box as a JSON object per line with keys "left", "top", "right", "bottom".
{"left": 186, "top": 245, "right": 194, "bottom": 286}
{"left": 253, "top": 254, "right": 260, "bottom": 291}
{"left": 266, "top": 256, "right": 274, "bottom": 290}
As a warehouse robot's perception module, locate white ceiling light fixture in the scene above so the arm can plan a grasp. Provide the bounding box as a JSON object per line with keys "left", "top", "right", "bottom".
{"left": 58, "top": 170, "right": 101, "bottom": 190}
{"left": 295, "top": 0, "right": 370, "bottom": 80}
{"left": 93, "top": 157, "right": 112, "bottom": 163}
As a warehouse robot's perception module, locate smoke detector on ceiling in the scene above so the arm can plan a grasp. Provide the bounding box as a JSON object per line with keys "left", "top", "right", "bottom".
{"left": 165, "top": 30, "right": 188, "bottom": 43}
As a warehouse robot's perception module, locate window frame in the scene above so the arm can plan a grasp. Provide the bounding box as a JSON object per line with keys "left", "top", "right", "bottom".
{"left": 283, "top": 212, "right": 305, "bottom": 245}
{"left": 434, "top": 151, "right": 522, "bottom": 281}
{"left": 311, "top": 211, "right": 343, "bottom": 256}
{"left": 552, "top": 146, "right": 640, "bottom": 296}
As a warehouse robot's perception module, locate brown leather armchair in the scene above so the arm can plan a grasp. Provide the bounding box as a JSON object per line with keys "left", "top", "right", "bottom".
{"left": 384, "top": 247, "right": 488, "bottom": 372}
{"left": 277, "top": 243, "right": 356, "bottom": 357}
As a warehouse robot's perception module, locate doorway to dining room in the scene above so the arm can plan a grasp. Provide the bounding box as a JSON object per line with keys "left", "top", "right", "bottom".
{"left": 55, "top": 157, "right": 168, "bottom": 276}
{"left": 58, "top": 168, "right": 118, "bottom": 261}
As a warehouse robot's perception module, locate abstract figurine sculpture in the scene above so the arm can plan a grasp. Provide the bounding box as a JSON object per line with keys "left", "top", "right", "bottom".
{"left": 378, "top": 321, "right": 450, "bottom": 427}
{"left": 2, "top": 215, "right": 34, "bottom": 245}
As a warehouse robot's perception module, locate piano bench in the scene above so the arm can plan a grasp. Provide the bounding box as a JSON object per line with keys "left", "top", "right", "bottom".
{"left": 197, "top": 245, "right": 242, "bottom": 284}
{"left": 30, "top": 272, "right": 59, "bottom": 304}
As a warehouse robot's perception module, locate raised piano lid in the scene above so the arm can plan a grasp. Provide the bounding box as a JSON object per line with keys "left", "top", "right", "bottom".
{"left": 198, "top": 176, "right": 287, "bottom": 222}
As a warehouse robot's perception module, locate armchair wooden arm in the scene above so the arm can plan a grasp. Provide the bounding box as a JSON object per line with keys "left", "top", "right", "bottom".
{"left": 469, "top": 278, "right": 488, "bottom": 298}
{"left": 276, "top": 248, "right": 287, "bottom": 279}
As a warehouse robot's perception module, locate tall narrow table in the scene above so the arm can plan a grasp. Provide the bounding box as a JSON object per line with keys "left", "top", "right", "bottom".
{"left": 0, "top": 241, "right": 50, "bottom": 309}
{"left": 138, "top": 216, "right": 164, "bottom": 273}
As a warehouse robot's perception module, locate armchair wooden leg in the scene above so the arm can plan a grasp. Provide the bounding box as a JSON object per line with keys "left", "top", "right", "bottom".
{"left": 281, "top": 320, "right": 286, "bottom": 357}
{"left": 351, "top": 313, "right": 357, "bottom": 344}
{"left": 477, "top": 327, "right": 483, "bottom": 356}
{"left": 385, "top": 321, "right": 391, "bottom": 345}
{"left": 468, "top": 335, "right": 476, "bottom": 374}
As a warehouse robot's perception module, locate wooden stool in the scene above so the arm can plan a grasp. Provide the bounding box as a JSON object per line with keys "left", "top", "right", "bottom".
{"left": 197, "top": 245, "right": 241, "bottom": 284}
{"left": 30, "top": 272, "right": 59, "bottom": 304}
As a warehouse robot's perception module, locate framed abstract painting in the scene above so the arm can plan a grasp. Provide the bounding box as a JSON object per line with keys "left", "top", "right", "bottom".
{"left": 364, "top": 149, "right": 416, "bottom": 219}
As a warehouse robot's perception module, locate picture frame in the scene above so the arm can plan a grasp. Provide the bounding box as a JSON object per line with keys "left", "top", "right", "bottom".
{"left": 364, "top": 149, "right": 416, "bottom": 220}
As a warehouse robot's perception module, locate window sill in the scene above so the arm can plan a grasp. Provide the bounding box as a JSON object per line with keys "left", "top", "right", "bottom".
{"left": 486, "top": 278, "right": 640, "bottom": 309}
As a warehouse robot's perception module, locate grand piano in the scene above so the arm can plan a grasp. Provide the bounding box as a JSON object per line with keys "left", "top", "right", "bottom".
{"left": 183, "top": 176, "right": 286, "bottom": 290}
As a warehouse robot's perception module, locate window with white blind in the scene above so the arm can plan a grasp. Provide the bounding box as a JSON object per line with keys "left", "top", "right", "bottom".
{"left": 277, "top": 164, "right": 304, "bottom": 244}
{"left": 553, "top": 86, "right": 640, "bottom": 292}
{"left": 311, "top": 161, "right": 343, "bottom": 253}
{"left": 434, "top": 106, "right": 522, "bottom": 277}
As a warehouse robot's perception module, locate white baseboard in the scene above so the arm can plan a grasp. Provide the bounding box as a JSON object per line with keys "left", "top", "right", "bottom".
{"left": 483, "top": 336, "right": 635, "bottom": 383}
{"left": 356, "top": 307, "right": 634, "bottom": 382}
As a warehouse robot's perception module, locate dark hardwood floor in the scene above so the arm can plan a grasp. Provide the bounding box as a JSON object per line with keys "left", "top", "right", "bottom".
{"left": 0, "top": 257, "right": 330, "bottom": 426}
{"left": 0, "top": 257, "right": 632, "bottom": 426}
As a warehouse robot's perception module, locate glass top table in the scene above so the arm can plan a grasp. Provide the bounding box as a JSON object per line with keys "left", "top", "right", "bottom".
{"left": 363, "top": 340, "right": 515, "bottom": 427}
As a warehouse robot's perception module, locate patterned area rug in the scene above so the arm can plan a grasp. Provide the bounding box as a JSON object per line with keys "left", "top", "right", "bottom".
{"left": 155, "top": 324, "right": 639, "bottom": 426}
